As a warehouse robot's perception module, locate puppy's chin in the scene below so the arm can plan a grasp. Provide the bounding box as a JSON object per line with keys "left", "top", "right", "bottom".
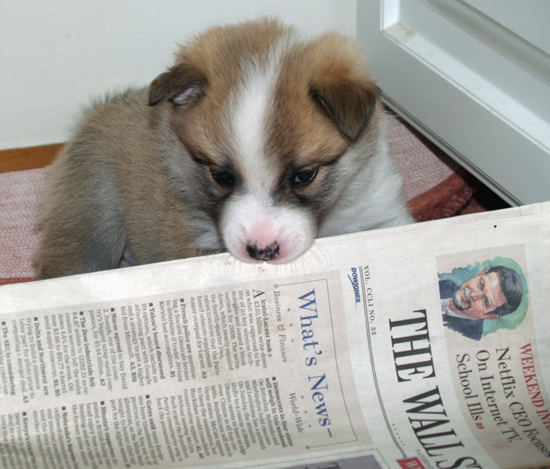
{"left": 220, "top": 194, "right": 316, "bottom": 264}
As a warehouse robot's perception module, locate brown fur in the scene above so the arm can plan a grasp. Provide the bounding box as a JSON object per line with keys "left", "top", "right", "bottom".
{"left": 34, "top": 18, "right": 394, "bottom": 278}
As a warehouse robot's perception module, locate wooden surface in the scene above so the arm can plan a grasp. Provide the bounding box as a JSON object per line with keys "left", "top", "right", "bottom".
{"left": 0, "top": 144, "right": 63, "bottom": 173}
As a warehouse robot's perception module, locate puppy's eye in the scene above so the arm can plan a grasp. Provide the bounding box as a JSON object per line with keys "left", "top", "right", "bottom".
{"left": 292, "top": 168, "right": 317, "bottom": 187}
{"left": 211, "top": 168, "right": 235, "bottom": 188}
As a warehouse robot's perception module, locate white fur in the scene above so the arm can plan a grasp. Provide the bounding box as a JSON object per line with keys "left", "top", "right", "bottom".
{"left": 220, "top": 190, "right": 315, "bottom": 263}
{"left": 231, "top": 41, "right": 291, "bottom": 183}
{"left": 320, "top": 135, "right": 414, "bottom": 238}
{"left": 233, "top": 68, "right": 276, "bottom": 184}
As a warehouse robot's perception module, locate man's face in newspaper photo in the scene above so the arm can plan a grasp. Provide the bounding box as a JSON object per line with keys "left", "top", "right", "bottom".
{"left": 449, "top": 269, "right": 506, "bottom": 320}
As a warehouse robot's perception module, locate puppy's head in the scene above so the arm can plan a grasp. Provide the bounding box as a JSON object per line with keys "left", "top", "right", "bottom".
{"left": 149, "top": 18, "right": 381, "bottom": 263}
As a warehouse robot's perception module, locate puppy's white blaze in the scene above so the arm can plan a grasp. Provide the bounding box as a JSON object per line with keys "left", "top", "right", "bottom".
{"left": 233, "top": 77, "right": 266, "bottom": 171}
{"left": 232, "top": 56, "right": 282, "bottom": 186}
{"left": 220, "top": 192, "right": 315, "bottom": 263}
{"left": 223, "top": 48, "right": 316, "bottom": 263}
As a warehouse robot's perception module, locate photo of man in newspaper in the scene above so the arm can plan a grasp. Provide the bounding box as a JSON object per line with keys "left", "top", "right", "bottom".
{"left": 438, "top": 261, "right": 526, "bottom": 340}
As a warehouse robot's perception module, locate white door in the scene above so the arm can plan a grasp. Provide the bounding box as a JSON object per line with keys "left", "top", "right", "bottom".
{"left": 357, "top": 0, "right": 550, "bottom": 205}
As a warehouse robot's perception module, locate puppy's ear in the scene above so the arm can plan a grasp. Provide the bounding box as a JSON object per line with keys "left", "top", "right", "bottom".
{"left": 148, "top": 63, "right": 207, "bottom": 107}
{"left": 310, "top": 79, "right": 380, "bottom": 143}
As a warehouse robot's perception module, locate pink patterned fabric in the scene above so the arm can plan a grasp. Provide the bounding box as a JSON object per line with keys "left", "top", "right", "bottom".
{"left": 0, "top": 168, "right": 46, "bottom": 281}
{"left": 387, "top": 114, "right": 479, "bottom": 222}
{"left": 0, "top": 114, "right": 480, "bottom": 284}
{"left": 387, "top": 116, "right": 460, "bottom": 201}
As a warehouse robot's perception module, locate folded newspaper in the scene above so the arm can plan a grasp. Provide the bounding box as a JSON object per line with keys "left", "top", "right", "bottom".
{"left": 1, "top": 203, "right": 549, "bottom": 469}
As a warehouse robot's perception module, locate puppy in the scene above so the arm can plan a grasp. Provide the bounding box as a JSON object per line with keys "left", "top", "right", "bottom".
{"left": 34, "top": 18, "right": 413, "bottom": 279}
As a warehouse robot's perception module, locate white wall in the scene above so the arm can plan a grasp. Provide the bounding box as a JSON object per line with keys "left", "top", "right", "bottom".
{"left": 1, "top": 0, "right": 357, "bottom": 150}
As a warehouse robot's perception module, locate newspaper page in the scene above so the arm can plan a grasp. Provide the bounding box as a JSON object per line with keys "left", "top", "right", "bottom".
{"left": 1, "top": 202, "right": 549, "bottom": 469}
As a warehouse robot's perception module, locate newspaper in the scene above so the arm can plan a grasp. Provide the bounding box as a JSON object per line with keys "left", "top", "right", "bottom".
{"left": 1, "top": 203, "right": 549, "bottom": 469}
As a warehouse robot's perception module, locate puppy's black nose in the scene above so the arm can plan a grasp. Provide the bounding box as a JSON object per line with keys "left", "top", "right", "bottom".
{"left": 246, "top": 242, "right": 280, "bottom": 261}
